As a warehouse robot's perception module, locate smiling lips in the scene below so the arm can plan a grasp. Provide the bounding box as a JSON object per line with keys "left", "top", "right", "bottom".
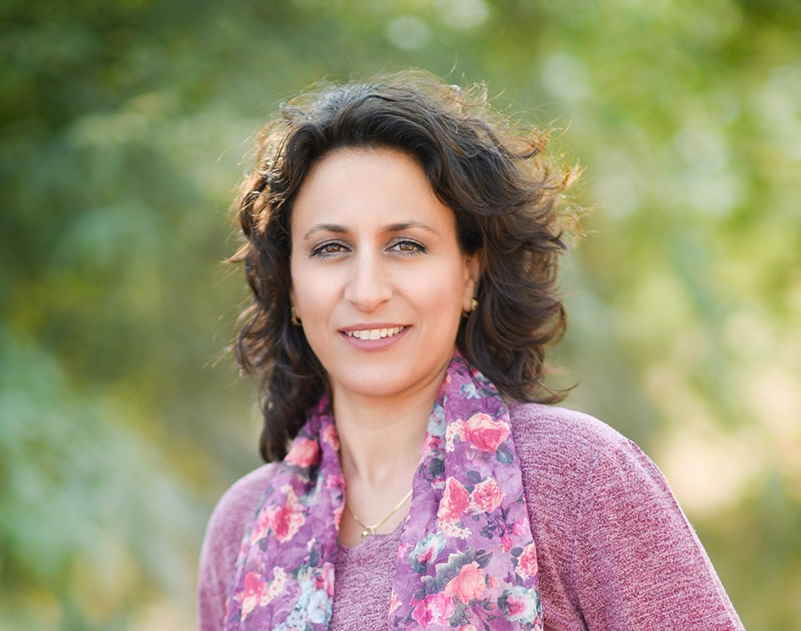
{"left": 338, "top": 324, "right": 411, "bottom": 349}
{"left": 344, "top": 326, "right": 406, "bottom": 340}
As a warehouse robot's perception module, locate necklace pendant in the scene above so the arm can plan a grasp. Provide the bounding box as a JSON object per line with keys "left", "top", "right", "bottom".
{"left": 361, "top": 528, "right": 371, "bottom": 538}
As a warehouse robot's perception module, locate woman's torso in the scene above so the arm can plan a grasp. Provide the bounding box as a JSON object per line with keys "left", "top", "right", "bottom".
{"left": 197, "top": 402, "right": 745, "bottom": 631}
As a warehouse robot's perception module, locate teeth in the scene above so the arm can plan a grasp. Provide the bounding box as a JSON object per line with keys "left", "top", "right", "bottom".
{"left": 347, "top": 326, "right": 405, "bottom": 340}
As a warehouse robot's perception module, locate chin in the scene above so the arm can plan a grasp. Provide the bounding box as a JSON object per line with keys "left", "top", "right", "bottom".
{"left": 326, "top": 355, "right": 441, "bottom": 401}
{"left": 333, "top": 365, "right": 418, "bottom": 398}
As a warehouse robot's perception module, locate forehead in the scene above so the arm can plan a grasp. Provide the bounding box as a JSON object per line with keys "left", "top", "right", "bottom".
{"left": 290, "top": 146, "right": 456, "bottom": 233}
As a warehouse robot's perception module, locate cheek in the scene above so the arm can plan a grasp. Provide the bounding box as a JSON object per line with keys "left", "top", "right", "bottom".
{"left": 405, "top": 264, "right": 466, "bottom": 318}
{"left": 291, "top": 262, "right": 336, "bottom": 319}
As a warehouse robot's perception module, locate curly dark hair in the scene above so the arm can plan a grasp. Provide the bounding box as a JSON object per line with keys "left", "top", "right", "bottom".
{"left": 227, "top": 70, "right": 580, "bottom": 462}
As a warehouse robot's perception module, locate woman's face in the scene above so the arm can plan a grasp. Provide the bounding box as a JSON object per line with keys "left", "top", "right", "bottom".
{"left": 289, "top": 146, "right": 479, "bottom": 402}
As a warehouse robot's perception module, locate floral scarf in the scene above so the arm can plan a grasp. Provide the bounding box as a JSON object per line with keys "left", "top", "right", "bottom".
{"left": 224, "top": 349, "right": 543, "bottom": 630}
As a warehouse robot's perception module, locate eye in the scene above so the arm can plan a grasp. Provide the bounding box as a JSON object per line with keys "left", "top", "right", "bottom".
{"left": 310, "top": 241, "right": 349, "bottom": 257}
{"left": 309, "top": 239, "right": 426, "bottom": 258}
{"left": 389, "top": 239, "right": 426, "bottom": 255}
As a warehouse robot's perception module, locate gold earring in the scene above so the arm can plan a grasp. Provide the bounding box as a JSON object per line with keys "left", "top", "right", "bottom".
{"left": 462, "top": 297, "right": 478, "bottom": 318}
{"left": 291, "top": 307, "right": 301, "bottom": 326}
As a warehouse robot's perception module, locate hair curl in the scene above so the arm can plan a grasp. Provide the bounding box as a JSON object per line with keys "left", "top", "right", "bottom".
{"left": 227, "top": 70, "right": 581, "bottom": 462}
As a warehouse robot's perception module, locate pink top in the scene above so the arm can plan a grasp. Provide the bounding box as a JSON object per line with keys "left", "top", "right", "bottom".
{"left": 197, "top": 402, "right": 746, "bottom": 630}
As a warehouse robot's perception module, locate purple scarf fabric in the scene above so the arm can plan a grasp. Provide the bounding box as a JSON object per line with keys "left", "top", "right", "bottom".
{"left": 224, "top": 349, "right": 544, "bottom": 630}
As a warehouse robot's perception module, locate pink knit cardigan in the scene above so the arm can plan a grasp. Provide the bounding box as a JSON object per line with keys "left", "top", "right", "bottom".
{"left": 197, "top": 402, "right": 746, "bottom": 630}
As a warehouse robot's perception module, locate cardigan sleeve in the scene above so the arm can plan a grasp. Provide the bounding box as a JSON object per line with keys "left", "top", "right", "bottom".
{"left": 197, "top": 464, "right": 276, "bottom": 631}
{"left": 569, "top": 436, "right": 745, "bottom": 630}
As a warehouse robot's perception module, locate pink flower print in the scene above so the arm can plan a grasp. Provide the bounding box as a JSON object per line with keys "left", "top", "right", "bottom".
{"left": 425, "top": 434, "right": 443, "bottom": 451}
{"left": 516, "top": 542, "right": 539, "bottom": 579}
{"left": 469, "top": 477, "right": 504, "bottom": 514}
{"left": 444, "top": 561, "right": 487, "bottom": 604}
{"left": 501, "top": 534, "right": 512, "bottom": 552}
{"left": 437, "top": 476, "right": 470, "bottom": 523}
{"left": 262, "top": 567, "right": 287, "bottom": 604}
{"left": 410, "top": 532, "right": 446, "bottom": 568}
{"left": 412, "top": 598, "right": 433, "bottom": 626}
{"left": 412, "top": 593, "right": 455, "bottom": 626}
{"left": 238, "top": 568, "right": 286, "bottom": 620}
{"left": 506, "top": 591, "right": 527, "bottom": 618}
{"left": 416, "top": 541, "right": 437, "bottom": 565}
{"left": 285, "top": 437, "right": 320, "bottom": 468}
{"left": 445, "top": 419, "right": 465, "bottom": 452}
{"left": 250, "top": 485, "right": 306, "bottom": 545}
{"left": 250, "top": 505, "right": 272, "bottom": 545}
{"left": 265, "top": 486, "right": 305, "bottom": 543}
{"left": 318, "top": 562, "right": 335, "bottom": 596}
{"left": 325, "top": 471, "right": 344, "bottom": 490}
{"left": 427, "top": 592, "right": 456, "bottom": 625}
{"left": 333, "top": 501, "right": 344, "bottom": 529}
{"left": 464, "top": 412, "right": 510, "bottom": 452}
{"left": 240, "top": 572, "right": 266, "bottom": 620}
{"left": 500, "top": 586, "right": 539, "bottom": 624}
{"left": 321, "top": 423, "right": 340, "bottom": 450}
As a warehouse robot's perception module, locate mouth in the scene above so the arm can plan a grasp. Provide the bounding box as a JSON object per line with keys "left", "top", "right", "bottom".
{"left": 338, "top": 325, "right": 412, "bottom": 350}
{"left": 339, "top": 325, "right": 410, "bottom": 340}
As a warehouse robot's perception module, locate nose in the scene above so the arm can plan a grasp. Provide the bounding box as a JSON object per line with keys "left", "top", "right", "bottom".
{"left": 343, "top": 250, "right": 392, "bottom": 312}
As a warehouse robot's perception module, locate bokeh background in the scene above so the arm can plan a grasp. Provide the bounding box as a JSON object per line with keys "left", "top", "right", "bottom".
{"left": 3, "top": 0, "right": 800, "bottom": 628}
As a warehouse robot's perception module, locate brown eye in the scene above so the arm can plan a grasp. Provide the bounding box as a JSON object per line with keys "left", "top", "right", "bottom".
{"left": 311, "top": 241, "right": 349, "bottom": 257}
{"left": 390, "top": 240, "right": 426, "bottom": 255}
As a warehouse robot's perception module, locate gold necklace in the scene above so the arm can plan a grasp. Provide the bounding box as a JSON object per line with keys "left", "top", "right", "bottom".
{"left": 346, "top": 488, "right": 413, "bottom": 538}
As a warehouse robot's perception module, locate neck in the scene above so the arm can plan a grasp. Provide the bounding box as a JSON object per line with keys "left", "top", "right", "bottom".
{"left": 331, "top": 359, "right": 449, "bottom": 488}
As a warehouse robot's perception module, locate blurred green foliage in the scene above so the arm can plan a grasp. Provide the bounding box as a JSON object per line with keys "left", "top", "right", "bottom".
{"left": 3, "top": 0, "right": 800, "bottom": 628}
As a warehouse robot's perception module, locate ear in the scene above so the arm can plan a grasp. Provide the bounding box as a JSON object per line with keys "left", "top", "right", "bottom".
{"left": 462, "top": 251, "right": 482, "bottom": 311}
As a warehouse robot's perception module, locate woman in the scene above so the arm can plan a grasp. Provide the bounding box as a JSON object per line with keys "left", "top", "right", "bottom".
{"left": 197, "top": 72, "right": 745, "bottom": 630}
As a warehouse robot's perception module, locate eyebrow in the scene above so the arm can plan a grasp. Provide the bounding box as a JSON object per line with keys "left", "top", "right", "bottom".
{"left": 302, "top": 221, "right": 438, "bottom": 241}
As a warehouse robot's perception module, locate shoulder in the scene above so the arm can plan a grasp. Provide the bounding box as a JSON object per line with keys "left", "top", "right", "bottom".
{"left": 507, "top": 400, "right": 639, "bottom": 473}
{"left": 505, "top": 401, "right": 674, "bottom": 527}
{"left": 202, "top": 462, "right": 278, "bottom": 551}
{"left": 505, "top": 404, "right": 745, "bottom": 629}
